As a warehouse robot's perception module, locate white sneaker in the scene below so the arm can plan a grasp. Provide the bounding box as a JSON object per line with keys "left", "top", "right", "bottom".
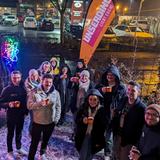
{"left": 104, "top": 156, "right": 111, "bottom": 160}
{"left": 17, "top": 148, "right": 28, "bottom": 156}
{"left": 6, "top": 152, "right": 14, "bottom": 160}
{"left": 40, "top": 154, "right": 48, "bottom": 160}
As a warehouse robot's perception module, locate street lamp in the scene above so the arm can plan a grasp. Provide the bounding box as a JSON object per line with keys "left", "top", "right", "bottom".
{"left": 116, "top": 4, "right": 120, "bottom": 11}
{"left": 123, "top": 7, "right": 128, "bottom": 15}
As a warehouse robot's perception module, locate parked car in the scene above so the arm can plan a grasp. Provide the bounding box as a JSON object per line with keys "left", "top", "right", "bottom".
{"left": 70, "top": 24, "right": 83, "bottom": 39}
{"left": 129, "top": 20, "right": 149, "bottom": 32}
{"left": 3, "top": 15, "right": 18, "bottom": 26}
{"left": 23, "top": 17, "right": 37, "bottom": 29}
{"left": 103, "top": 26, "right": 117, "bottom": 43}
{"left": 39, "top": 19, "right": 54, "bottom": 31}
{"left": 113, "top": 24, "right": 155, "bottom": 46}
{"left": 113, "top": 24, "right": 153, "bottom": 38}
{"left": 99, "top": 26, "right": 118, "bottom": 49}
{"left": 2, "top": 13, "right": 11, "bottom": 20}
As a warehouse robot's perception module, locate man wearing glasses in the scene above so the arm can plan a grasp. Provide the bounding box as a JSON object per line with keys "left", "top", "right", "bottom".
{"left": 129, "top": 104, "right": 160, "bottom": 160}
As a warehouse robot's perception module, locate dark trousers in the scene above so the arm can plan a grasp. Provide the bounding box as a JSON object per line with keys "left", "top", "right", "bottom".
{"left": 7, "top": 117, "right": 24, "bottom": 153}
{"left": 79, "top": 134, "right": 93, "bottom": 160}
{"left": 28, "top": 122, "right": 55, "bottom": 160}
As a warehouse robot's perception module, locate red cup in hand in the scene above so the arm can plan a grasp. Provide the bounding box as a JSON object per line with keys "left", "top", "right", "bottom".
{"left": 14, "top": 101, "right": 20, "bottom": 108}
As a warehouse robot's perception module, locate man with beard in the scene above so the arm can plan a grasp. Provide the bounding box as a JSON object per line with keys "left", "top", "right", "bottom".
{"left": 27, "top": 74, "right": 61, "bottom": 160}
{"left": 119, "top": 81, "right": 146, "bottom": 160}
{"left": 0, "top": 70, "right": 28, "bottom": 160}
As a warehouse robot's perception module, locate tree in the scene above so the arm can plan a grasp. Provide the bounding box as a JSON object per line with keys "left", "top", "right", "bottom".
{"left": 50, "top": 0, "right": 69, "bottom": 44}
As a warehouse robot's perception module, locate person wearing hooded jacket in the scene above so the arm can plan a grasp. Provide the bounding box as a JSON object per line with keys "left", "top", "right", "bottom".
{"left": 129, "top": 104, "right": 160, "bottom": 160}
{"left": 96, "top": 65, "right": 126, "bottom": 160}
{"left": 75, "top": 89, "right": 108, "bottom": 160}
{"left": 27, "top": 73, "right": 61, "bottom": 160}
{"left": 56, "top": 64, "right": 72, "bottom": 125}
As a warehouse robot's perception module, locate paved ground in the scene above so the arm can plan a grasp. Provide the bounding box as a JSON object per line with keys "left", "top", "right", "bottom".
{"left": 0, "top": 112, "right": 104, "bottom": 160}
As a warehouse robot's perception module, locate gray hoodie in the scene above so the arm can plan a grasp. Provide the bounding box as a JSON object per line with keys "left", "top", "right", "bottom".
{"left": 27, "top": 85, "right": 61, "bottom": 125}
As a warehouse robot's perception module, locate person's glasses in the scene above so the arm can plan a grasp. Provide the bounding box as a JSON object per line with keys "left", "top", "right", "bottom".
{"left": 145, "top": 112, "right": 159, "bottom": 118}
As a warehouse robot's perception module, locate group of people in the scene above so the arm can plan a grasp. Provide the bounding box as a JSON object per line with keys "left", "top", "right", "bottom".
{"left": 0, "top": 57, "right": 159, "bottom": 160}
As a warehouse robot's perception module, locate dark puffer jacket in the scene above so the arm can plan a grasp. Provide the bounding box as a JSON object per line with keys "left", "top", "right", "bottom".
{"left": 137, "top": 123, "right": 160, "bottom": 160}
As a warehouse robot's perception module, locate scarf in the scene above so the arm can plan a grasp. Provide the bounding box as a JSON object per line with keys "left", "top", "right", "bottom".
{"left": 76, "top": 79, "right": 90, "bottom": 108}
{"left": 86, "top": 105, "right": 100, "bottom": 135}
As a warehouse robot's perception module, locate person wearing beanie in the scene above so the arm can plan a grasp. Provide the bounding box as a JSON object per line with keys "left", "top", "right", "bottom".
{"left": 69, "top": 69, "right": 95, "bottom": 114}
{"left": 50, "top": 57, "right": 60, "bottom": 76}
{"left": 74, "top": 59, "right": 86, "bottom": 77}
{"left": 129, "top": 104, "right": 160, "bottom": 160}
{"left": 75, "top": 89, "right": 108, "bottom": 160}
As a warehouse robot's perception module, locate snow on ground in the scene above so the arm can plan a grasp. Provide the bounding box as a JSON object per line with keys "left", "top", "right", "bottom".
{"left": 0, "top": 112, "right": 104, "bottom": 160}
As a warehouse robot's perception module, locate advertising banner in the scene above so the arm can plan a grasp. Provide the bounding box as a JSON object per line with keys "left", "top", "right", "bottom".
{"left": 71, "top": 0, "right": 83, "bottom": 24}
{"left": 80, "top": 0, "right": 115, "bottom": 64}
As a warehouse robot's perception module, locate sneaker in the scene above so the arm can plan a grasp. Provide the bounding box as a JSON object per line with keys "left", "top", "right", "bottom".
{"left": 17, "top": 148, "right": 28, "bottom": 156}
{"left": 39, "top": 154, "right": 48, "bottom": 160}
{"left": 104, "top": 156, "right": 111, "bottom": 160}
{"left": 6, "top": 152, "right": 14, "bottom": 160}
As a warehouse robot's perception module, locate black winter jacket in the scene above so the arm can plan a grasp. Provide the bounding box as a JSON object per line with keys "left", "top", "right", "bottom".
{"left": 0, "top": 81, "right": 28, "bottom": 120}
{"left": 75, "top": 105, "right": 108, "bottom": 154}
{"left": 120, "top": 97, "right": 146, "bottom": 147}
{"left": 137, "top": 123, "right": 160, "bottom": 160}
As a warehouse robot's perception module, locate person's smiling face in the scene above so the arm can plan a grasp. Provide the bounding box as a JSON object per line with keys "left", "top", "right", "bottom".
{"left": 145, "top": 109, "right": 160, "bottom": 126}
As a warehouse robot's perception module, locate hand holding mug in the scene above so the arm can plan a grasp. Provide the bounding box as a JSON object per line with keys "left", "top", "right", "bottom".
{"left": 70, "top": 77, "right": 79, "bottom": 83}
{"left": 63, "top": 74, "right": 67, "bottom": 79}
{"left": 14, "top": 101, "right": 20, "bottom": 108}
{"left": 102, "top": 86, "right": 112, "bottom": 93}
{"left": 83, "top": 117, "right": 88, "bottom": 124}
{"left": 9, "top": 101, "right": 15, "bottom": 108}
{"left": 41, "top": 98, "right": 49, "bottom": 107}
{"left": 129, "top": 146, "right": 141, "bottom": 160}
{"left": 87, "top": 116, "right": 94, "bottom": 124}
{"left": 61, "top": 74, "right": 67, "bottom": 79}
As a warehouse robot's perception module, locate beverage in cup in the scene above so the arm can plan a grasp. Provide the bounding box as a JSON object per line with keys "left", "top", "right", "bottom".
{"left": 71, "top": 77, "right": 79, "bottom": 82}
{"left": 14, "top": 101, "right": 20, "bottom": 108}
{"left": 87, "top": 116, "right": 94, "bottom": 124}
{"left": 104, "top": 86, "right": 112, "bottom": 92}
{"left": 44, "top": 98, "right": 49, "bottom": 105}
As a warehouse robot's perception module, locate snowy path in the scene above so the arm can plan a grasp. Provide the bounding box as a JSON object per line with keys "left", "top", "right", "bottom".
{"left": 0, "top": 113, "right": 104, "bottom": 160}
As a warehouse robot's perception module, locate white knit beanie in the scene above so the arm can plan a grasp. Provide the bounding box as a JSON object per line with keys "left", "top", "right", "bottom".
{"left": 80, "top": 70, "right": 90, "bottom": 78}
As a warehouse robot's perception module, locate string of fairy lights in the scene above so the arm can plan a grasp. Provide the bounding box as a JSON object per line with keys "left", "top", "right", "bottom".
{"left": 1, "top": 35, "right": 19, "bottom": 72}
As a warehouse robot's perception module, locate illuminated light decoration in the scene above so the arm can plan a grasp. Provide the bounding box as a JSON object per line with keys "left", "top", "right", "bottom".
{"left": 1, "top": 36, "right": 19, "bottom": 71}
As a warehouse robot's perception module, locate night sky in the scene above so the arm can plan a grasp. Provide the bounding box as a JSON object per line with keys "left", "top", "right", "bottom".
{"left": 0, "top": 0, "right": 159, "bottom": 16}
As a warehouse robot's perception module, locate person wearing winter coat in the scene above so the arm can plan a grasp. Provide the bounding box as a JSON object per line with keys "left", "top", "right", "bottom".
{"left": 50, "top": 57, "right": 60, "bottom": 87}
{"left": 50, "top": 57, "right": 60, "bottom": 77}
{"left": 119, "top": 81, "right": 146, "bottom": 160}
{"left": 25, "top": 69, "right": 41, "bottom": 135}
{"left": 57, "top": 64, "right": 71, "bottom": 125}
{"left": 27, "top": 73, "right": 61, "bottom": 160}
{"left": 74, "top": 59, "right": 86, "bottom": 78}
{"left": 75, "top": 89, "right": 108, "bottom": 160}
{"left": 25, "top": 69, "right": 40, "bottom": 93}
{"left": 96, "top": 65, "right": 126, "bottom": 160}
{"left": 37, "top": 61, "right": 52, "bottom": 79}
{"left": 69, "top": 70, "right": 95, "bottom": 114}
{"left": 129, "top": 104, "right": 160, "bottom": 160}
{"left": 0, "top": 70, "right": 28, "bottom": 159}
